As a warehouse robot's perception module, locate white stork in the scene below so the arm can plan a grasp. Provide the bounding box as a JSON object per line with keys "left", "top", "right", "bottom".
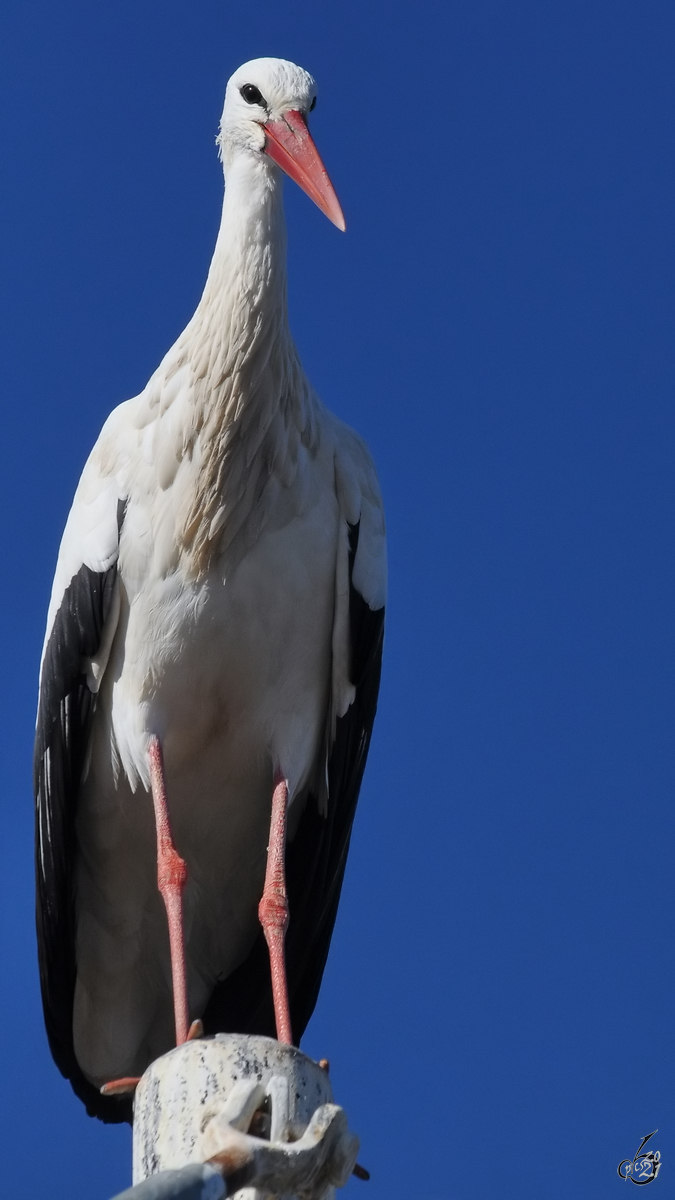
{"left": 34, "top": 57, "right": 386, "bottom": 1123}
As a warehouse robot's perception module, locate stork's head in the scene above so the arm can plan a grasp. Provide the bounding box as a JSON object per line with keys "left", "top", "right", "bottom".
{"left": 219, "top": 57, "right": 345, "bottom": 232}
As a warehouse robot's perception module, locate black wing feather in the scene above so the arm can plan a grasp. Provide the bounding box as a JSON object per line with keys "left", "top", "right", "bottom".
{"left": 34, "top": 546, "right": 128, "bottom": 1122}
{"left": 203, "top": 519, "right": 385, "bottom": 1042}
{"left": 36, "top": 513, "right": 381, "bottom": 1124}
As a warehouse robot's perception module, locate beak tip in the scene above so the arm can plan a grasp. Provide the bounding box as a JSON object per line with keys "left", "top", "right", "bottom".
{"left": 327, "top": 202, "right": 346, "bottom": 232}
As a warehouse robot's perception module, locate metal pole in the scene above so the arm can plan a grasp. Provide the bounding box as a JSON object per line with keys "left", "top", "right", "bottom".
{"left": 125, "top": 1033, "right": 359, "bottom": 1200}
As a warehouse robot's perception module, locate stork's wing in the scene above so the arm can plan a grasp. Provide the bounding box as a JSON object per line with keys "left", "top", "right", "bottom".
{"left": 204, "top": 427, "right": 386, "bottom": 1041}
{"left": 34, "top": 462, "right": 126, "bottom": 1121}
{"left": 284, "top": 515, "right": 385, "bottom": 1034}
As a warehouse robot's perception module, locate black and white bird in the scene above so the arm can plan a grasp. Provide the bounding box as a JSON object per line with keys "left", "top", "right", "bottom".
{"left": 34, "top": 57, "right": 386, "bottom": 1123}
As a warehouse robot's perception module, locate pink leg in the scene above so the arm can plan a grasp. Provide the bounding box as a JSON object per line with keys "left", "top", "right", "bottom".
{"left": 258, "top": 774, "right": 293, "bottom": 1045}
{"left": 148, "top": 735, "right": 190, "bottom": 1047}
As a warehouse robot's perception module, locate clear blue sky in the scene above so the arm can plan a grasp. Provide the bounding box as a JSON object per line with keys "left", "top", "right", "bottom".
{"left": 1, "top": 2, "right": 673, "bottom": 1197}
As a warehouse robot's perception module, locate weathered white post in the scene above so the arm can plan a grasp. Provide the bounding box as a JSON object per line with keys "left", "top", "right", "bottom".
{"left": 122, "top": 1033, "right": 359, "bottom": 1200}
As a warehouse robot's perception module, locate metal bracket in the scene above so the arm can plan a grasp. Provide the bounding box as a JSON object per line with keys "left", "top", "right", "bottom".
{"left": 111, "top": 1076, "right": 358, "bottom": 1200}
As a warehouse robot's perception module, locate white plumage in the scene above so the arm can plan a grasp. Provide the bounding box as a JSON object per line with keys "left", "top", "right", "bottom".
{"left": 35, "top": 57, "right": 385, "bottom": 1121}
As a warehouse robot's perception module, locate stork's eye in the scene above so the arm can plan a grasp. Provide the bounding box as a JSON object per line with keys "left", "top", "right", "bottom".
{"left": 240, "top": 84, "right": 265, "bottom": 106}
{"left": 309, "top": 96, "right": 316, "bottom": 112}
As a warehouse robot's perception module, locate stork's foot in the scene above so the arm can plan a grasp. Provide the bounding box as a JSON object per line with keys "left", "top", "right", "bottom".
{"left": 187, "top": 1019, "right": 204, "bottom": 1041}
{"left": 100, "top": 1076, "right": 141, "bottom": 1097}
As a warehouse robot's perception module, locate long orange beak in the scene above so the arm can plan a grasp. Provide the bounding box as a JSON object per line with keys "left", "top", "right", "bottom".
{"left": 263, "top": 110, "right": 346, "bottom": 232}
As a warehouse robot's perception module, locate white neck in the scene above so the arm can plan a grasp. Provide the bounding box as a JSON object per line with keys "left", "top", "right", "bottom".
{"left": 187, "top": 151, "right": 290, "bottom": 377}
{"left": 201, "top": 153, "right": 287, "bottom": 336}
{"left": 174, "top": 149, "right": 316, "bottom": 576}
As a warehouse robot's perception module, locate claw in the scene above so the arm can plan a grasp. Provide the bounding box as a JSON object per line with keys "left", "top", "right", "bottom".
{"left": 100, "top": 1076, "right": 142, "bottom": 1097}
